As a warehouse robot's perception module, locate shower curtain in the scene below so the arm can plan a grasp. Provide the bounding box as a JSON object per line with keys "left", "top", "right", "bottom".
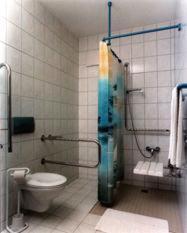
{"left": 98, "top": 42, "right": 125, "bottom": 205}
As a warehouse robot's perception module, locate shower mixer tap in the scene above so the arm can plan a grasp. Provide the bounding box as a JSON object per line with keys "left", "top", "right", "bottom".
{"left": 146, "top": 146, "right": 160, "bottom": 156}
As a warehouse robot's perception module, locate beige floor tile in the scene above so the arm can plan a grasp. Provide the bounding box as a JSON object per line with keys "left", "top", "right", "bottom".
{"left": 83, "top": 213, "right": 101, "bottom": 226}
{"left": 51, "top": 230, "right": 67, "bottom": 233}
{"left": 56, "top": 218, "right": 80, "bottom": 233}
{"left": 41, "top": 215, "right": 62, "bottom": 229}
{"left": 69, "top": 209, "right": 88, "bottom": 223}
{"left": 53, "top": 206, "right": 73, "bottom": 219}
{"left": 74, "top": 223, "right": 95, "bottom": 233}
{"left": 29, "top": 226, "right": 53, "bottom": 233}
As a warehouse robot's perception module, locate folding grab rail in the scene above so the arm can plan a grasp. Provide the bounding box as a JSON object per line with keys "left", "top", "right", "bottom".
{"left": 40, "top": 135, "right": 101, "bottom": 168}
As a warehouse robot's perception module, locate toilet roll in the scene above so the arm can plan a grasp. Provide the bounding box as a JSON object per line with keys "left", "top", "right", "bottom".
{"left": 12, "top": 170, "right": 26, "bottom": 184}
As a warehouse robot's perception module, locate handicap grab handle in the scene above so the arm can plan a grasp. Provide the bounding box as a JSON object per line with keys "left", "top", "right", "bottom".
{"left": 40, "top": 135, "right": 101, "bottom": 168}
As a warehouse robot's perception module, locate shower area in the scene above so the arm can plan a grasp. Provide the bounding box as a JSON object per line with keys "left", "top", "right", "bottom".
{"left": 0, "top": 0, "right": 187, "bottom": 232}
{"left": 78, "top": 0, "right": 187, "bottom": 232}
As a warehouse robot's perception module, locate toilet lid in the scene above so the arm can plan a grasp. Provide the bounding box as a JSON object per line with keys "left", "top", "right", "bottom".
{"left": 25, "top": 172, "right": 67, "bottom": 188}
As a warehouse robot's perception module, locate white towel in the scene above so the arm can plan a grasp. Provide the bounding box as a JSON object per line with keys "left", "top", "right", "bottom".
{"left": 176, "top": 91, "right": 185, "bottom": 167}
{"left": 168, "top": 87, "right": 185, "bottom": 167}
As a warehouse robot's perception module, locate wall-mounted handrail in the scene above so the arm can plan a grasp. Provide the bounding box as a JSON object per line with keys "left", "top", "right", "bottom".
{"left": 0, "top": 63, "right": 12, "bottom": 153}
{"left": 103, "top": 1, "right": 182, "bottom": 45}
{"left": 40, "top": 135, "right": 101, "bottom": 168}
{"left": 126, "top": 88, "right": 144, "bottom": 94}
{"left": 126, "top": 128, "right": 170, "bottom": 136}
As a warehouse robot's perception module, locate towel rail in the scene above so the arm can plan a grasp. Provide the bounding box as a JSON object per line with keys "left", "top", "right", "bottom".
{"left": 177, "top": 83, "right": 187, "bottom": 90}
{"left": 177, "top": 83, "right": 187, "bottom": 100}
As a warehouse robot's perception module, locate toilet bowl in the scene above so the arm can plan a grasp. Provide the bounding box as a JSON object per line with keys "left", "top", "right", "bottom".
{"left": 21, "top": 172, "right": 67, "bottom": 212}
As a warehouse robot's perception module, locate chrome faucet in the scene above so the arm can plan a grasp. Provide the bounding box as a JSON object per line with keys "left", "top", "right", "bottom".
{"left": 146, "top": 146, "right": 160, "bottom": 156}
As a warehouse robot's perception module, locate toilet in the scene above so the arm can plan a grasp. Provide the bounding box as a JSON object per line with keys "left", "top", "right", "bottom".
{"left": 21, "top": 172, "right": 67, "bottom": 212}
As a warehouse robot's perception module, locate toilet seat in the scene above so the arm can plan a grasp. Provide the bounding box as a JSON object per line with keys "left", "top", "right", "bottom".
{"left": 25, "top": 172, "right": 67, "bottom": 189}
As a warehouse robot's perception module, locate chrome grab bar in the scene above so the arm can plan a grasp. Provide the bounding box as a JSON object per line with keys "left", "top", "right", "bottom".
{"left": 40, "top": 135, "right": 101, "bottom": 168}
{"left": 0, "top": 63, "right": 12, "bottom": 152}
{"left": 126, "top": 88, "right": 144, "bottom": 94}
{"left": 126, "top": 128, "right": 170, "bottom": 135}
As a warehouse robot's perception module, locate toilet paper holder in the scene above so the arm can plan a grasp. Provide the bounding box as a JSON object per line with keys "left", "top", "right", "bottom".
{"left": 6, "top": 167, "right": 30, "bottom": 233}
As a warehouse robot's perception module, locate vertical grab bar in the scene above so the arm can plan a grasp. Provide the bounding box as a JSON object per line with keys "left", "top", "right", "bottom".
{"left": 0, "top": 63, "right": 12, "bottom": 153}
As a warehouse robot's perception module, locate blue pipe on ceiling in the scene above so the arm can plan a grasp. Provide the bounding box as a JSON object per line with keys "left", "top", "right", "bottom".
{"left": 104, "top": 1, "right": 182, "bottom": 43}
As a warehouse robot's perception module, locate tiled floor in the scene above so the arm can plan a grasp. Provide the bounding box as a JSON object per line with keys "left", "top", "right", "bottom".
{"left": 6, "top": 179, "right": 100, "bottom": 233}
{"left": 91, "top": 184, "right": 182, "bottom": 233}
{"left": 2, "top": 179, "right": 182, "bottom": 233}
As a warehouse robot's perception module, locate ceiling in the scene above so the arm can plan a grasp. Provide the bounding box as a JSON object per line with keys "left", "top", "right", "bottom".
{"left": 40, "top": 0, "right": 177, "bottom": 37}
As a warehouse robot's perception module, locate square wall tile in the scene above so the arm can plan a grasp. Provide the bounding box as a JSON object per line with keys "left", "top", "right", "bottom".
{"left": 132, "top": 43, "right": 144, "bottom": 58}
{"left": 144, "top": 41, "right": 157, "bottom": 57}
{"left": 7, "top": 46, "right": 21, "bottom": 73}
{"left": 22, "top": 54, "right": 34, "bottom": 77}
{"left": 0, "top": 18, "right": 6, "bottom": 43}
{"left": 157, "top": 39, "right": 171, "bottom": 55}
{"left": 21, "top": 75, "right": 34, "bottom": 98}
{"left": 158, "top": 71, "right": 171, "bottom": 87}
{"left": 7, "top": 0, "right": 21, "bottom": 27}
{"left": 145, "top": 56, "right": 157, "bottom": 72}
{"left": 145, "top": 88, "right": 157, "bottom": 103}
{"left": 158, "top": 103, "right": 171, "bottom": 119}
{"left": 158, "top": 87, "right": 172, "bottom": 103}
{"left": 145, "top": 104, "right": 158, "bottom": 119}
{"left": 7, "top": 22, "right": 21, "bottom": 49}
{"left": 144, "top": 72, "right": 157, "bottom": 88}
{"left": 22, "top": 0, "right": 34, "bottom": 14}
{"left": 120, "top": 44, "right": 131, "bottom": 60}
{"left": 22, "top": 9, "right": 34, "bottom": 35}
{"left": 132, "top": 58, "right": 144, "bottom": 73}
{"left": 132, "top": 73, "right": 144, "bottom": 88}
{"left": 0, "top": 42, "right": 6, "bottom": 62}
{"left": 157, "top": 55, "right": 171, "bottom": 71}
{"left": 22, "top": 31, "right": 34, "bottom": 56}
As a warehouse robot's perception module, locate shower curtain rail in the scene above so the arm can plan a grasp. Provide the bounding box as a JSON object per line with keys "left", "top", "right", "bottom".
{"left": 103, "top": 23, "right": 182, "bottom": 43}
{"left": 104, "top": 1, "right": 182, "bottom": 45}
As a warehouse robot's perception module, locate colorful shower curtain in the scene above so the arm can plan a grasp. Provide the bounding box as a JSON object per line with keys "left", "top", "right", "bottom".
{"left": 98, "top": 42, "right": 125, "bottom": 205}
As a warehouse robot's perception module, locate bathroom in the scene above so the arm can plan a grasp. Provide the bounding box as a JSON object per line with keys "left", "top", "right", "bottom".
{"left": 0, "top": 0, "right": 187, "bottom": 232}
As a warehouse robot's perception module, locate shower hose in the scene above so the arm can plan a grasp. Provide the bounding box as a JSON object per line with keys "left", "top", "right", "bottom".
{"left": 127, "top": 95, "right": 154, "bottom": 159}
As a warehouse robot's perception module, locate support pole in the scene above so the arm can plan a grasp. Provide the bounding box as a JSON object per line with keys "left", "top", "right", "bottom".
{"left": 108, "top": 1, "right": 112, "bottom": 45}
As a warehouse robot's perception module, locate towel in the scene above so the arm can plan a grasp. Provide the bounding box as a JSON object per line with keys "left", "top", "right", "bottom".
{"left": 168, "top": 87, "right": 185, "bottom": 168}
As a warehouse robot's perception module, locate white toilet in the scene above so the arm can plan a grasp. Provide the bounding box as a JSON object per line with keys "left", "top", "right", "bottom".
{"left": 21, "top": 172, "right": 67, "bottom": 212}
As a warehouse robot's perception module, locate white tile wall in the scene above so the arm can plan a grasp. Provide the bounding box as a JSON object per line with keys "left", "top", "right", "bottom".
{"left": 78, "top": 21, "right": 176, "bottom": 190}
{"left": 0, "top": 0, "right": 79, "bottom": 231}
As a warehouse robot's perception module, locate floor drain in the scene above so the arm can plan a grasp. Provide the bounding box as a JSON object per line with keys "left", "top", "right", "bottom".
{"left": 141, "top": 189, "right": 148, "bottom": 193}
